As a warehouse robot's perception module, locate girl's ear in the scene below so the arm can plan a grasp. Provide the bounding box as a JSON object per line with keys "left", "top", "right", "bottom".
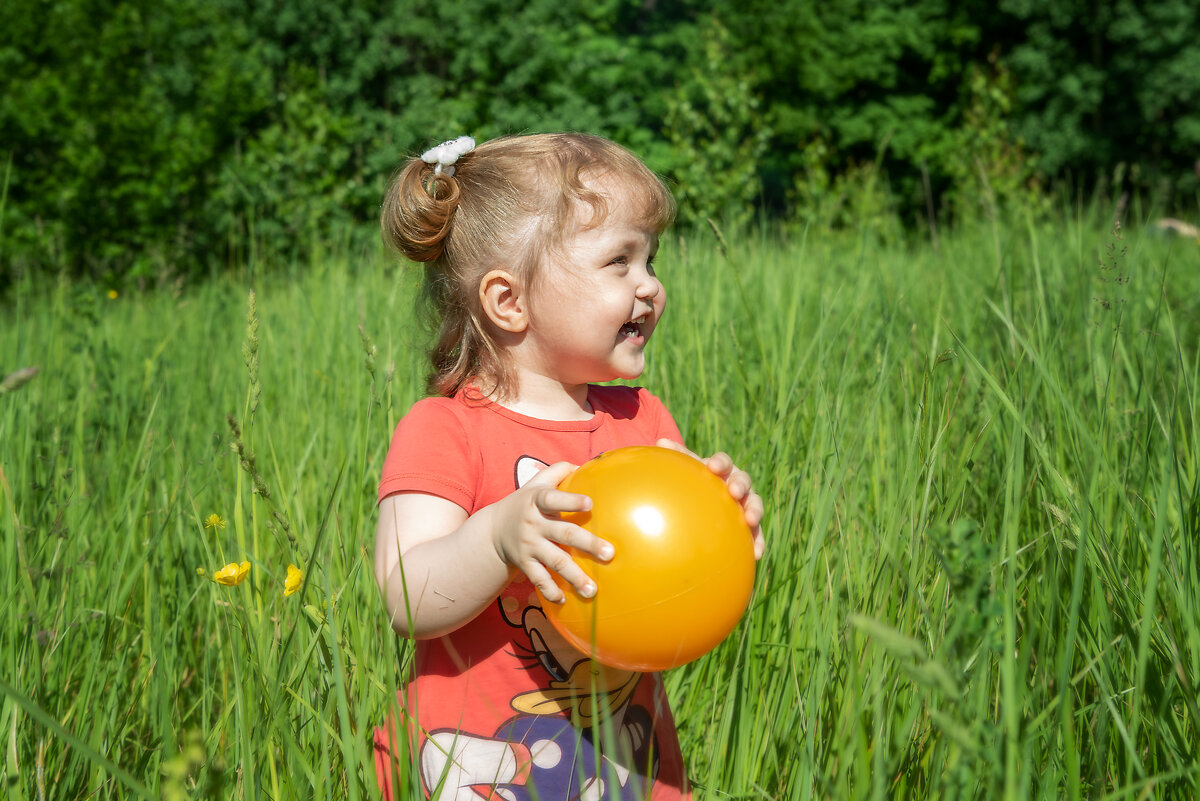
{"left": 479, "top": 270, "right": 528, "bottom": 333}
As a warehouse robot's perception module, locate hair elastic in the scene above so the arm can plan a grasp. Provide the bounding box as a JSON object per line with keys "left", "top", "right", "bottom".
{"left": 421, "top": 136, "right": 476, "bottom": 177}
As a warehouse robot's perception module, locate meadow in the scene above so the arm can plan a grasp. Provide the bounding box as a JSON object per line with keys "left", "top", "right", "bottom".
{"left": 1, "top": 207, "right": 1198, "bottom": 799}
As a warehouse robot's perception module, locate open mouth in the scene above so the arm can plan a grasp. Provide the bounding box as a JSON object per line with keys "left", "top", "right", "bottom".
{"left": 619, "top": 321, "right": 641, "bottom": 339}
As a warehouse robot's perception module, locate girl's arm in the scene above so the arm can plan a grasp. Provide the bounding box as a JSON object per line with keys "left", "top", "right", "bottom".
{"left": 374, "top": 461, "right": 614, "bottom": 639}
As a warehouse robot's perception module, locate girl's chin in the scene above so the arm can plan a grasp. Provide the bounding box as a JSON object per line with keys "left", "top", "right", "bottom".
{"left": 614, "top": 361, "right": 646, "bottom": 381}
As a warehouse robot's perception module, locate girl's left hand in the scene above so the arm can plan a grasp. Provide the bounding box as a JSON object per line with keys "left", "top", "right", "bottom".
{"left": 656, "top": 439, "right": 765, "bottom": 560}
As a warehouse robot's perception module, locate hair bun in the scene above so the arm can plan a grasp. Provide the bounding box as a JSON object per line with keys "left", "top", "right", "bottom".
{"left": 381, "top": 158, "right": 464, "bottom": 263}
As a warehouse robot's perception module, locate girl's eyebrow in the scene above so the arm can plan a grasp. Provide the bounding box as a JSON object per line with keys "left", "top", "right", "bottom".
{"left": 603, "top": 240, "right": 654, "bottom": 263}
{"left": 608, "top": 233, "right": 656, "bottom": 252}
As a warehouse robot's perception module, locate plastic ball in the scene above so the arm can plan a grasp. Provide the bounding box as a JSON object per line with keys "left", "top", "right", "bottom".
{"left": 541, "top": 445, "right": 756, "bottom": 671}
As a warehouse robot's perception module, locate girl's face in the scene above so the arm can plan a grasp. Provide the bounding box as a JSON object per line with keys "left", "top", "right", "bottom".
{"left": 520, "top": 183, "right": 665, "bottom": 391}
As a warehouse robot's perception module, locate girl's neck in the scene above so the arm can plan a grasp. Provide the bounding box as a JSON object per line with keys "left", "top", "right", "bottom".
{"left": 491, "top": 374, "right": 594, "bottom": 421}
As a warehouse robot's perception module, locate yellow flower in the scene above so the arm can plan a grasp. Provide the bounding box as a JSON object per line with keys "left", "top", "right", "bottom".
{"left": 213, "top": 560, "right": 251, "bottom": 586}
{"left": 107, "top": 289, "right": 119, "bottom": 299}
{"left": 204, "top": 514, "right": 226, "bottom": 530}
{"left": 284, "top": 564, "right": 303, "bottom": 597}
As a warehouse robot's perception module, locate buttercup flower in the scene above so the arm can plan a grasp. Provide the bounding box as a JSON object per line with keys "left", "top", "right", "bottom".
{"left": 204, "top": 514, "right": 226, "bottom": 531}
{"left": 107, "top": 289, "right": 119, "bottom": 300}
{"left": 213, "top": 561, "right": 251, "bottom": 586}
{"left": 284, "top": 564, "right": 303, "bottom": 597}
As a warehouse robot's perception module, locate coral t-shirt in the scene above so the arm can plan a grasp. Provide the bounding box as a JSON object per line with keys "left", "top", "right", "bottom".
{"left": 374, "top": 385, "right": 692, "bottom": 801}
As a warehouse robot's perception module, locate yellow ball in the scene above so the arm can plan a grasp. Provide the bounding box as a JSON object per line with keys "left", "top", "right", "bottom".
{"left": 542, "top": 446, "right": 756, "bottom": 671}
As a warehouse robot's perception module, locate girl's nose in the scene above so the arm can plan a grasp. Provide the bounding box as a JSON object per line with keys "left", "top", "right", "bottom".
{"left": 634, "top": 268, "right": 661, "bottom": 301}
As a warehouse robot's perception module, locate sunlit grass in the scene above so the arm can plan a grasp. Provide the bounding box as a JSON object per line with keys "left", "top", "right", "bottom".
{"left": 1, "top": 207, "right": 1198, "bottom": 799}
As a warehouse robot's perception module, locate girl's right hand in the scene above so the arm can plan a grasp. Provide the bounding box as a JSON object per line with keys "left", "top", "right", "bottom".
{"left": 488, "top": 461, "right": 614, "bottom": 605}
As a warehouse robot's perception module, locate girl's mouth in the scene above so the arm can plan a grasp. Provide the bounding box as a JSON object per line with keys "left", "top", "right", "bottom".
{"left": 620, "top": 321, "right": 641, "bottom": 339}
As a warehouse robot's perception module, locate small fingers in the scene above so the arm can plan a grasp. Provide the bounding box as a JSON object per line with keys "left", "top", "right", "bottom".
{"left": 534, "top": 487, "right": 593, "bottom": 517}
{"left": 726, "top": 467, "right": 753, "bottom": 501}
{"left": 751, "top": 528, "right": 766, "bottom": 560}
{"left": 744, "top": 489, "right": 765, "bottom": 529}
{"left": 522, "top": 559, "right": 568, "bottom": 605}
{"left": 701, "top": 452, "right": 753, "bottom": 506}
{"left": 529, "top": 543, "right": 598, "bottom": 602}
{"left": 547, "top": 521, "right": 614, "bottom": 563}
{"left": 704, "top": 450, "right": 735, "bottom": 479}
{"left": 745, "top": 491, "right": 766, "bottom": 560}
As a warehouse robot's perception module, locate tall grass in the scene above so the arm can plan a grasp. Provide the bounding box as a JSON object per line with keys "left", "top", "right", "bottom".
{"left": 1, "top": 207, "right": 1197, "bottom": 799}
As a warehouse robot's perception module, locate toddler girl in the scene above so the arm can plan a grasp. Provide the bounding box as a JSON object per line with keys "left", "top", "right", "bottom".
{"left": 372, "top": 132, "right": 764, "bottom": 800}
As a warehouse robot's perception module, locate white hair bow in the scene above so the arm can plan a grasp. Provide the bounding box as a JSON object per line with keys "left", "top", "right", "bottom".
{"left": 421, "top": 136, "right": 476, "bottom": 176}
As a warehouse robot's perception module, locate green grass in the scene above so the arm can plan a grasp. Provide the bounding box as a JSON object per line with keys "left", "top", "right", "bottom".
{"left": 1, "top": 208, "right": 1198, "bottom": 799}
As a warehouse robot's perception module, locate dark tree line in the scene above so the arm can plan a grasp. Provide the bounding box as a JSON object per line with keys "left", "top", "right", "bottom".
{"left": 2, "top": 0, "right": 1198, "bottom": 281}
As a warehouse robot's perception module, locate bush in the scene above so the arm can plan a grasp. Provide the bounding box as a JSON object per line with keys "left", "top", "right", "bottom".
{"left": 3, "top": 0, "right": 1198, "bottom": 283}
{"left": 0, "top": 0, "right": 272, "bottom": 282}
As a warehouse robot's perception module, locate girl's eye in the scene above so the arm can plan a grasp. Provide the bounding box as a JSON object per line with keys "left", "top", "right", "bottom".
{"left": 647, "top": 259, "right": 657, "bottom": 276}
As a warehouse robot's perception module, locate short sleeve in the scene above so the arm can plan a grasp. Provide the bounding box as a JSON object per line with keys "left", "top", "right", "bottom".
{"left": 378, "top": 398, "right": 477, "bottom": 511}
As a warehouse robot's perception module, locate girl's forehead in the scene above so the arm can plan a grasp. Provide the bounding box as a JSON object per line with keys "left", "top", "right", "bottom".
{"left": 567, "top": 205, "right": 658, "bottom": 246}
{"left": 581, "top": 169, "right": 646, "bottom": 204}
{"left": 568, "top": 175, "right": 661, "bottom": 232}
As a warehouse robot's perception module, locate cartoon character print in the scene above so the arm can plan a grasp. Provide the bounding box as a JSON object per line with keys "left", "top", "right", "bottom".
{"left": 418, "top": 456, "right": 661, "bottom": 801}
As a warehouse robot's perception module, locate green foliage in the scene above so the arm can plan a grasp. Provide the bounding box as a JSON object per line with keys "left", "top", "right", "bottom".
{"left": 942, "top": 52, "right": 1048, "bottom": 222}
{"left": 1, "top": 0, "right": 699, "bottom": 281}
{"left": 713, "top": 0, "right": 980, "bottom": 209}
{"left": 661, "top": 18, "right": 771, "bottom": 230}
{"left": 788, "top": 136, "right": 909, "bottom": 244}
{"left": 999, "top": 0, "right": 1200, "bottom": 194}
{"left": 3, "top": 0, "right": 1200, "bottom": 280}
{"left": 0, "top": 0, "right": 273, "bottom": 279}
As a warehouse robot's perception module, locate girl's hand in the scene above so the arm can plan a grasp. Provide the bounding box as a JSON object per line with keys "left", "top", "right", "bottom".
{"left": 488, "top": 461, "right": 615, "bottom": 604}
{"left": 656, "top": 439, "right": 766, "bottom": 560}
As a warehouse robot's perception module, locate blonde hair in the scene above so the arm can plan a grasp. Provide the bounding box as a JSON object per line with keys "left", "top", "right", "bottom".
{"left": 381, "top": 132, "right": 676, "bottom": 399}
